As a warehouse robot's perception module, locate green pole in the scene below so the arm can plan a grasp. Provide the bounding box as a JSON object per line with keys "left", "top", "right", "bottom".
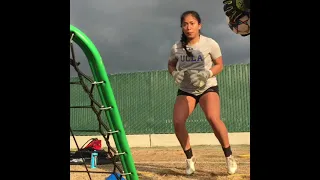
{"left": 70, "top": 24, "right": 139, "bottom": 180}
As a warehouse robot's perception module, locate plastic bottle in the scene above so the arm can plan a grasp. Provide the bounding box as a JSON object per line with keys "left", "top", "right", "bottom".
{"left": 91, "top": 151, "right": 98, "bottom": 169}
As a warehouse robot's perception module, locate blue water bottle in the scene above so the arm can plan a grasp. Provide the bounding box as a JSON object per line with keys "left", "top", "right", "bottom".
{"left": 91, "top": 151, "right": 98, "bottom": 169}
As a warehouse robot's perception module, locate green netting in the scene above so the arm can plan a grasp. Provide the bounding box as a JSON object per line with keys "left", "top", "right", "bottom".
{"left": 71, "top": 63, "right": 250, "bottom": 135}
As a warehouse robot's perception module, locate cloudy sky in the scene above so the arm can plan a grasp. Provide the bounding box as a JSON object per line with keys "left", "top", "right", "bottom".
{"left": 70, "top": 0, "right": 250, "bottom": 77}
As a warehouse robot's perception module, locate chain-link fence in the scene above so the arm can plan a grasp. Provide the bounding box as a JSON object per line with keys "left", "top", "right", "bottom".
{"left": 70, "top": 63, "right": 250, "bottom": 136}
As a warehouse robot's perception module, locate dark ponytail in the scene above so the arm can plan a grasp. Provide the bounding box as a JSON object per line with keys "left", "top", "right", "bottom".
{"left": 180, "top": 32, "right": 193, "bottom": 57}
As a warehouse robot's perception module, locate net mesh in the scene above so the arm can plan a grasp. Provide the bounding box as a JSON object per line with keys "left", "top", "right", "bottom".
{"left": 70, "top": 33, "right": 126, "bottom": 180}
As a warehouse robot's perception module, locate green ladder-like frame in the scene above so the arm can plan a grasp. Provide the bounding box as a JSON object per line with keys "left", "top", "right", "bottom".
{"left": 70, "top": 24, "right": 139, "bottom": 180}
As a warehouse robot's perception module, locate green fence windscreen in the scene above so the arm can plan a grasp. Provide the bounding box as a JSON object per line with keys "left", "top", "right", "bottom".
{"left": 70, "top": 63, "right": 250, "bottom": 135}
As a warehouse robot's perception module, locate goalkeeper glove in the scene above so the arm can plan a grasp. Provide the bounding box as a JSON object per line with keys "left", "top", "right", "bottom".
{"left": 189, "top": 69, "right": 213, "bottom": 88}
{"left": 171, "top": 70, "right": 185, "bottom": 85}
{"left": 223, "top": 0, "right": 247, "bottom": 22}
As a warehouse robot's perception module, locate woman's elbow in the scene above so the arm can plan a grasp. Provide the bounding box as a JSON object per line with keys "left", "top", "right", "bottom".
{"left": 215, "top": 63, "right": 223, "bottom": 72}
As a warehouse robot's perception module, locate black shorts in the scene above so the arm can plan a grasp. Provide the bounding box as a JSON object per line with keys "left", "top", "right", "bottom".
{"left": 177, "top": 86, "right": 219, "bottom": 104}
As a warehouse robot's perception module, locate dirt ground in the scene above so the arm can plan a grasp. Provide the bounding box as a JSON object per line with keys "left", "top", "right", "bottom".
{"left": 70, "top": 145, "right": 250, "bottom": 180}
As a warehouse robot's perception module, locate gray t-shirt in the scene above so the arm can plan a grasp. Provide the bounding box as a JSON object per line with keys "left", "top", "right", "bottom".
{"left": 168, "top": 35, "right": 222, "bottom": 96}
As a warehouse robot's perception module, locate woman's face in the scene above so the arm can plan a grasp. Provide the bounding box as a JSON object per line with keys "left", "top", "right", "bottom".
{"left": 181, "top": 14, "right": 202, "bottom": 39}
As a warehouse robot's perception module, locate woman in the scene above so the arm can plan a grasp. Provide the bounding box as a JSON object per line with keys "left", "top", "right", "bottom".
{"left": 167, "top": 10, "right": 238, "bottom": 175}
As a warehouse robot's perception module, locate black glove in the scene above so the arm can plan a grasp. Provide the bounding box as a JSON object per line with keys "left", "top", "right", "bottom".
{"left": 223, "top": 0, "right": 247, "bottom": 22}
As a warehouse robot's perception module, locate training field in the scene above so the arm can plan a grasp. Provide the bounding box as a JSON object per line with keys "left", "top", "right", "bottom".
{"left": 70, "top": 144, "right": 250, "bottom": 180}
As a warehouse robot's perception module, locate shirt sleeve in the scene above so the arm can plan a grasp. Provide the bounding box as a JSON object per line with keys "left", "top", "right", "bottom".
{"left": 209, "top": 39, "right": 222, "bottom": 60}
{"left": 168, "top": 44, "right": 177, "bottom": 62}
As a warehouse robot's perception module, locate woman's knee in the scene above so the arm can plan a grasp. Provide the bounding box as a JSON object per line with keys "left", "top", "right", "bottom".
{"left": 206, "top": 115, "right": 222, "bottom": 126}
{"left": 173, "top": 95, "right": 196, "bottom": 122}
{"left": 173, "top": 118, "right": 187, "bottom": 129}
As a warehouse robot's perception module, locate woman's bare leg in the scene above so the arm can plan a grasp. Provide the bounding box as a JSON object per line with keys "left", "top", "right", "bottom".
{"left": 199, "top": 92, "right": 238, "bottom": 174}
{"left": 173, "top": 95, "right": 197, "bottom": 175}
{"left": 199, "top": 92, "right": 230, "bottom": 148}
{"left": 173, "top": 95, "right": 196, "bottom": 151}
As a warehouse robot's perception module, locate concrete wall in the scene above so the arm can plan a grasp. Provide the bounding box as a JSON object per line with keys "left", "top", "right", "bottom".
{"left": 70, "top": 132, "right": 250, "bottom": 149}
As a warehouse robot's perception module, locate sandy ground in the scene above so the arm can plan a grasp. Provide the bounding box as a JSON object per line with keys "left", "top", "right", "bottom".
{"left": 70, "top": 145, "right": 250, "bottom": 180}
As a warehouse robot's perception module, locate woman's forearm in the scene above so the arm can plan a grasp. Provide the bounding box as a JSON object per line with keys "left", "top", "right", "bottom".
{"left": 210, "top": 64, "right": 223, "bottom": 76}
{"left": 168, "top": 61, "right": 177, "bottom": 75}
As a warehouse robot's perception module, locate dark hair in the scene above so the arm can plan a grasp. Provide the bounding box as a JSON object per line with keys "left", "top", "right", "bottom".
{"left": 180, "top": 10, "right": 202, "bottom": 57}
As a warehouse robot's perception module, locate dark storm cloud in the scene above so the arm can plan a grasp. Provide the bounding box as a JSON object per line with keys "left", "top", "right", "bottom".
{"left": 70, "top": 0, "right": 250, "bottom": 76}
